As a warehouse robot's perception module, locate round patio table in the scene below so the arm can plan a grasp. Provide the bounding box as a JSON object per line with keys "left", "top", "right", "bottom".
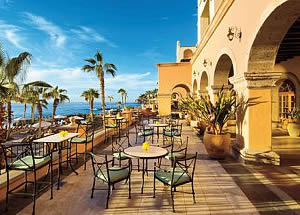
{"left": 148, "top": 123, "right": 168, "bottom": 140}
{"left": 124, "top": 146, "right": 168, "bottom": 194}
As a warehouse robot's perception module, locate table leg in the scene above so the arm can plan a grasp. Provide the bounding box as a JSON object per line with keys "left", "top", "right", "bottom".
{"left": 57, "top": 146, "right": 61, "bottom": 190}
{"left": 67, "top": 141, "right": 78, "bottom": 175}
{"left": 141, "top": 159, "right": 145, "bottom": 194}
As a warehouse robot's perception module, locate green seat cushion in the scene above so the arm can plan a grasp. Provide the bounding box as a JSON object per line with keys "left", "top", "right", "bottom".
{"left": 10, "top": 155, "right": 51, "bottom": 170}
{"left": 165, "top": 152, "right": 185, "bottom": 160}
{"left": 164, "top": 131, "right": 180, "bottom": 137}
{"left": 70, "top": 137, "right": 92, "bottom": 143}
{"left": 138, "top": 130, "right": 153, "bottom": 136}
{"left": 155, "top": 169, "right": 191, "bottom": 186}
{"left": 96, "top": 166, "right": 129, "bottom": 183}
{"left": 113, "top": 152, "right": 132, "bottom": 160}
{"left": 105, "top": 124, "right": 117, "bottom": 128}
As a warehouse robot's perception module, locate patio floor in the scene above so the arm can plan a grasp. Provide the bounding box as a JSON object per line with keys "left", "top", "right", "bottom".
{"left": 1, "top": 123, "right": 300, "bottom": 214}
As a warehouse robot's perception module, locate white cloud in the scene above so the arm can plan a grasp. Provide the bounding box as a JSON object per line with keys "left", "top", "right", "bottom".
{"left": 71, "top": 26, "right": 117, "bottom": 48}
{"left": 24, "top": 12, "right": 66, "bottom": 48}
{"left": 0, "top": 20, "right": 24, "bottom": 49}
{"left": 26, "top": 65, "right": 156, "bottom": 101}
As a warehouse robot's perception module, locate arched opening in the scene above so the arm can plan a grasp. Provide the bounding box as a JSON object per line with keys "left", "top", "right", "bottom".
{"left": 192, "top": 79, "right": 198, "bottom": 96}
{"left": 248, "top": 0, "right": 300, "bottom": 73}
{"left": 247, "top": 0, "right": 300, "bottom": 159}
{"left": 214, "top": 54, "right": 234, "bottom": 86}
{"left": 171, "top": 92, "right": 181, "bottom": 111}
{"left": 183, "top": 49, "right": 193, "bottom": 59}
{"left": 199, "top": 71, "right": 208, "bottom": 97}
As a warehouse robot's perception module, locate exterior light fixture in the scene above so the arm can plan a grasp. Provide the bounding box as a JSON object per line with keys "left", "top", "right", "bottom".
{"left": 227, "top": 27, "right": 242, "bottom": 41}
{"left": 203, "top": 59, "right": 211, "bottom": 67}
{"left": 193, "top": 71, "right": 197, "bottom": 76}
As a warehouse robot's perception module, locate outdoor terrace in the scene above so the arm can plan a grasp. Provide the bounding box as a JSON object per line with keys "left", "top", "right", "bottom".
{"left": 1, "top": 122, "right": 300, "bottom": 214}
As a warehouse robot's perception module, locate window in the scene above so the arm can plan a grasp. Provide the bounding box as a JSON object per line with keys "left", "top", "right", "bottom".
{"left": 279, "top": 79, "right": 296, "bottom": 119}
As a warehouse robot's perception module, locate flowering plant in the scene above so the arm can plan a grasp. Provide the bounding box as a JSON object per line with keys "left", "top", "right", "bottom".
{"left": 59, "top": 130, "right": 68, "bottom": 137}
{"left": 142, "top": 142, "right": 149, "bottom": 151}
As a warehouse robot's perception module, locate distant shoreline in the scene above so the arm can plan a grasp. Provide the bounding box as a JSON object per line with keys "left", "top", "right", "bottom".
{"left": 11, "top": 102, "right": 141, "bottom": 119}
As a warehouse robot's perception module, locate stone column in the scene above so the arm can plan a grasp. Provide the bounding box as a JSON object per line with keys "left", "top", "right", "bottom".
{"left": 229, "top": 72, "right": 281, "bottom": 164}
{"left": 157, "top": 93, "right": 172, "bottom": 116}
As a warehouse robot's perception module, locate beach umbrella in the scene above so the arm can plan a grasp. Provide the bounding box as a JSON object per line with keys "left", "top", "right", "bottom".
{"left": 13, "top": 117, "right": 27, "bottom": 122}
{"left": 32, "top": 121, "right": 51, "bottom": 128}
{"left": 73, "top": 116, "right": 84, "bottom": 120}
{"left": 54, "top": 115, "right": 67, "bottom": 120}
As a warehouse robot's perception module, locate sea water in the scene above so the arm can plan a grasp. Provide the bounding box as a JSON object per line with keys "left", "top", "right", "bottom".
{"left": 11, "top": 102, "right": 141, "bottom": 119}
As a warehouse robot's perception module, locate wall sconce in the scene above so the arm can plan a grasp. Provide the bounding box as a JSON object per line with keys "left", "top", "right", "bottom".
{"left": 227, "top": 27, "right": 242, "bottom": 41}
{"left": 193, "top": 71, "right": 197, "bottom": 76}
{"left": 203, "top": 59, "right": 211, "bottom": 67}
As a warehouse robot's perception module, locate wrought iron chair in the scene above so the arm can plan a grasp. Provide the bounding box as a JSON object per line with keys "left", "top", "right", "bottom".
{"left": 103, "top": 116, "right": 118, "bottom": 144}
{"left": 1, "top": 136, "right": 53, "bottom": 215}
{"left": 163, "top": 123, "right": 183, "bottom": 145}
{"left": 153, "top": 152, "right": 197, "bottom": 212}
{"left": 70, "top": 122, "right": 95, "bottom": 170}
{"left": 90, "top": 153, "right": 131, "bottom": 209}
{"left": 159, "top": 136, "right": 188, "bottom": 167}
{"left": 135, "top": 120, "right": 154, "bottom": 144}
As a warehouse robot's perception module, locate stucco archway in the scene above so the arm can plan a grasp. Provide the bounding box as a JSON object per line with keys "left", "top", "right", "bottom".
{"left": 192, "top": 79, "right": 198, "bottom": 96}
{"left": 183, "top": 49, "right": 193, "bottom": 59}
{"left": 199, "top": 71, "right": 209, "bottom": 96}
{"left": 213, "top": 54, "right": 234, "bottom": 86}
{"left": 248, "top": 0, "right": 300, "bottom": 74}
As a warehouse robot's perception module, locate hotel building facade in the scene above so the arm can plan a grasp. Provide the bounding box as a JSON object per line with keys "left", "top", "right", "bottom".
{"left": 157, "top": 0, "right": 300, "bottom": 164}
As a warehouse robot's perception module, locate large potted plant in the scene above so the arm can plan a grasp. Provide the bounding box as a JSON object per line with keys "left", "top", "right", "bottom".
{"left": 198, "top": 87, "right": 239, "bottom": 159}
{"left": 178, "top": 96, "right": 206, "bottom": 134}
{"left": 287, "top": 108, "right": 300, "bottom": 137}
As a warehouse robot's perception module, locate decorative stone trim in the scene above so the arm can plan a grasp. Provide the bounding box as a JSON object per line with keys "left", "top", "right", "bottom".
{"left": 209, "top": 84, "right": 232, "bottom": 94}
{"left": 229, "top": 72, "right": 282, "bottom": 89}
{"left": 157, "top": 94, "right": 171, "bottom": 98}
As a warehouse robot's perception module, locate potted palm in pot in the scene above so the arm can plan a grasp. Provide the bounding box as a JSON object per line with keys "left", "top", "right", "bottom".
{"left": 287, "top": 108, "right": 300, "bottom": 137}
{"left": 198, "top": 87, "right": 239, "bottom": 159}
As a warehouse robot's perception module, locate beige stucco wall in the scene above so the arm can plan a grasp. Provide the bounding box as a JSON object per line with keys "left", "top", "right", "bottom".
{"left": 157, "top": 0, "right": 300, "bottom": 162}
{"left": 157, "top": 63, "right": 192, "bottom": 116}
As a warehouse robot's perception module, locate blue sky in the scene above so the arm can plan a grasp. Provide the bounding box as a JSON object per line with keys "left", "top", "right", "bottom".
{"left": 0, "top": 0, "right": 197, "bottom": 102}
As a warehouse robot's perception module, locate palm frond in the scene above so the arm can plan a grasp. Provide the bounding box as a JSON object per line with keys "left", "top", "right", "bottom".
{"left": 82, "top": 64, "right": 95, "bottom": 72}
{"left": 85, "top": 58, "right": 96, "bottom": 65}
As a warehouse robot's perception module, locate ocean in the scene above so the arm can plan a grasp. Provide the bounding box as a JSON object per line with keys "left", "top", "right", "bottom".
{"left": 11, "top": 102, "right": 141, "bottom": 119}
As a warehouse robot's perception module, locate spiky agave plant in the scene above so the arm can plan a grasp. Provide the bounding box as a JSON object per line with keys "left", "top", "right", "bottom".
{"left": 197, "top": 87, "right": 239, "bottom": 135}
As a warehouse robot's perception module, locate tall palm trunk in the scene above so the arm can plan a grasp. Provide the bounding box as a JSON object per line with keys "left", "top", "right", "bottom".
{"left": 90, "top": 98, "right": 94, "bottom": 121}
{"left": 31, "top": 104, "right": 35, "bottom": 123}
{"left": 6, "top": 100, "right": 12, "bottom": 139}
{"left": 100, "top": 75, "right": 105, "bottom": 116}
{"left": 124, "top": 96, "right": 127, "bottom": 108}
{"left": 37, "top": 102, "right": 42, "bottom": 136}
{"left": 23, "top": 104, "right": 27, "bottom": 126}
{"left": 23, "top": 104, "right": 27, "bottom": 119}
{"left": 52, "top": 99, "right": 58, "bottom": 124}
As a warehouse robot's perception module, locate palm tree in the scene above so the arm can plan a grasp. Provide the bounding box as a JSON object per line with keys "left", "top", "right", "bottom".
{"left": 44, "top": 86, "right": 70, "bottom": 122}
{"left": 81, "top": 88, "right": 99, "bottom": 121}
{"left": 108, "top": 95, "right": 114, "bottom": 103}
{"left": 3, "top": 52, "right": 32, "bottom": 138}
{"left": 118, "top": 88, "right": 127, "bottom": 107}
{"left": 23, "top": 82, "right": 52, "bottom": 135}
{"left": 82, "top": 51, "right": 117, "bottom": 116}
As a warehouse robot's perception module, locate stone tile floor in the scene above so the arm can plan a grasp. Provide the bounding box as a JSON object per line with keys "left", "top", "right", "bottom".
{"left": 1, "top": 124, "right": 300, "bottom": 214}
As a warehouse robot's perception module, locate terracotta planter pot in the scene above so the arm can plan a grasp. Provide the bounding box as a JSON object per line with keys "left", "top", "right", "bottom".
{"left": 203, "top": 132, "right": 231, "bottom": 159}
{"left": 287, "top": 122, "right": 300, "bottom": 137}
